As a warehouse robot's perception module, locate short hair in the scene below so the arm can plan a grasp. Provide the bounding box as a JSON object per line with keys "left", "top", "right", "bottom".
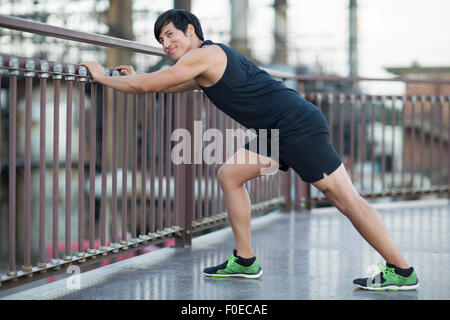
{"left": 154, "top": 9, "right": 204, "bottom": 43}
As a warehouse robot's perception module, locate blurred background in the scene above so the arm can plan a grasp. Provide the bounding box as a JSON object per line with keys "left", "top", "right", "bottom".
{"left": 1, "top": 0, "right": 450, "bottom": 94}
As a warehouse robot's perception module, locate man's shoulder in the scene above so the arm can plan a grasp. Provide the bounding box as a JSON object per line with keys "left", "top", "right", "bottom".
{"left": 197, "top": 43, "right": 225, "bottom": 56}
{"left": 182, "top": 44, "right": 226, "bottom": 65}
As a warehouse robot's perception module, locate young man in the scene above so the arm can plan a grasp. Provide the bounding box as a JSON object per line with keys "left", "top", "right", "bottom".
{"left": 81, "top": 9, "right": 419, "bottom": 290}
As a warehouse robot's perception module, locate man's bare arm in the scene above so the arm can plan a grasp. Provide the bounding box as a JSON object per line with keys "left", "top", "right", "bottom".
{"left": 81, "top": 48, "right": 210, "bottom": 94}
{"left": 163, "top": 79, "right": 200, "bottom": 93}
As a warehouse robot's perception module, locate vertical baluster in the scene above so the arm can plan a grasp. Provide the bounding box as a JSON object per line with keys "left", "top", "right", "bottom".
{"left": 419, "top": 96, "right": 425, "bottom": 192}
{"left": 211, "top": 100, "right": 217, "bottom": 216}
{"left": 400, "top": 96, "right": 406, "bottom": 192}
{"left": 448, "top": 96, "right": 450, "bottom": 192}
{"left": 360, "top": 95, "right": 366, "bottom": 193}
{"left": 121, "top": 93, "right": 129, "bottom": 245}
{"left": 438, "top": 96, "right": 444, "bottom": 192}
{"left": 149, "top": 93, "right": 157, "bottom": 233}
{"left": 204, "top": 94, "right": 210, "bottom": 217}
{"left": 339, "top": 94, "right": 344, "bottom": 158}
{"left": 111, "top": 69, "right": 120, "bottom": 249}
{"left": 64, "top": 64, "right": 75, "bottom": 261}
{"left": 381, "top": 96, "right": 386, "bottom": 194}
{"left": 77, "top": 66, "right": 87, "bottom": 258}
{"left": 217, "top": 111, "right": 224, "bottom": 213}
{"left": 131, "top": 94, "right": 137, "bottom": 244}
{"left": 391, "top": 97, "right": 397, "bottom": 194}
{"left": 430, "top": 96, "right": 435, "bottom": 188}
{"left": 8, "top": 57, "right": 19, "bottom": 276}
{"left": 349, "top": 94, "right": 355, "bottom": 182}
{"left": 140, "top": 93, "right": 147, "bottom": 238}
{"left": 38, "top": 60, "right": 49, "bottom": 268}
{"left": 166, "top": 94, "right": 172, "bottom": 226}
{"left": 327, "top": 94, "right": 334, "bottom": 147}
{"left": 99, "top": 69, "right": 109, "bottom": 252}
{"left": 52, "top": 62, "right": 62, "bottom": 266}
{"left": 88, "top": 82, "right": 97, "bottom": 254}
{"left": 370, "top": 96, "right": 376, "bottom": 195}
{"left": 158, "top": 93, "right": 165, "bottom": 230}
{"left": 173, "top": 93, "right": 180, "bottom": 226}
{"left": 410, "top": 96, "right": 416, "bottom": 194}
{"left": 23, "top": 59, "right": 34, "bottom": 272}
{"left": 196, "top": 94, "right": 202, "bottom": 221}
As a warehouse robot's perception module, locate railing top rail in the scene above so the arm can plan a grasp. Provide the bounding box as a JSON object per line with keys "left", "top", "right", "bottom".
{"left": 0, "top": 14, "right": 165, "bottom": 57}
{"left": 1, "top": 14, "right": 450, "bottom": 85}
{"left": 263, "top": 67, "right": 450, "bottom": 85}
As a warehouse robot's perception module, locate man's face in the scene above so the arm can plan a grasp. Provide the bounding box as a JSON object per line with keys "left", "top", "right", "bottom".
{"left": 158, "top": 22, "right": 193, "bottom": 61}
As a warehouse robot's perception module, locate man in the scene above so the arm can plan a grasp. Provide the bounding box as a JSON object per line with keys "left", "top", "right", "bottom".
{"left": 81, "top": 9, "right": 418, "bottom": 290}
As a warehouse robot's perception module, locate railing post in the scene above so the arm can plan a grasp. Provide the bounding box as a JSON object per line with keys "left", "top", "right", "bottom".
{"left": 281, "top": 170, "right": 292, "bottom": 212}
{"left": 77, "top": 65, "right": 87, "bottom": 259}
{"left": 175, "top": 91, "right": 195, "bottom": 247}
{"left": 23, "top": 58, "right": 35, "bottom": 272}
{"left": 38, "top": 60, "right": 49, "bottom": 268}
{"left": 298, "top": 177, "right": 312, "bottom": 211}
{"left": 8, "top": 56, "right": 19, "bottom": 277}
{"left": 64, "top": 63, "right": 75, "bottom": 261}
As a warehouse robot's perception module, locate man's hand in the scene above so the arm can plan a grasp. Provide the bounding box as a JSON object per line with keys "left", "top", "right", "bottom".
{"left": 114, "top": 65, "right": 135, "bottom": 76}
{"left": 80, "top": 61, "right": 105, "bottom": 82}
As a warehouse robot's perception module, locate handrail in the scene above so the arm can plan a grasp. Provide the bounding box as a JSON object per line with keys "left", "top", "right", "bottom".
{"left": 0, "top": 14, "right": 165, "bottom": 57}
{"left": 262, "top": 67, "right": 450, "bottom": 85}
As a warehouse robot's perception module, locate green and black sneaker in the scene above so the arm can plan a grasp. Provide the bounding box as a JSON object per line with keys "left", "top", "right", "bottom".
{"left": 203, "top": 250, "right": 263, "bottom": 279}
{"left": 353, "top": 262, "right": 419, "bottom": 291}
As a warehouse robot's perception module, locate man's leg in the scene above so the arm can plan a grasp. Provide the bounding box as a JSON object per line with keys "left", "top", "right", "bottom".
{"left": 217, "top": 147, "right": 280, "bottom": 258}
{"left": 312, "top": 163, "right": 409, "bottom": 268}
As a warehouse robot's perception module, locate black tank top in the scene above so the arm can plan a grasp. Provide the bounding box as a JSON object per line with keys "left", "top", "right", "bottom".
{"left": 198, "top": 40, "right": 320, "bottom": 139}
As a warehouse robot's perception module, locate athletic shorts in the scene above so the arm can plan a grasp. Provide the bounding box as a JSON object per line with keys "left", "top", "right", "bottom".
{"left": 244, "top": 110, "right": 342, "bottom": 183}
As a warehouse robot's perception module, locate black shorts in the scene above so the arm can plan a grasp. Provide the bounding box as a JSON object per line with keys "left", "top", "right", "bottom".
{"left": 244, "top": 110, "right": 342, "bottom": 183}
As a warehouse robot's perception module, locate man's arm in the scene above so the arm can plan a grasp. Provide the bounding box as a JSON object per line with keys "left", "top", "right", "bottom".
{"left": 163, "top": 79, "right": 200, "bottom": 93}
{"left": 81, "top": 48, "right": 209, "bottom": 94}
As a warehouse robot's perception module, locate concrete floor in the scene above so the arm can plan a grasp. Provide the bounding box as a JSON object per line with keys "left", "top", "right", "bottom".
{"left": 2, "top": 198, "right": 449, "bottom": 300}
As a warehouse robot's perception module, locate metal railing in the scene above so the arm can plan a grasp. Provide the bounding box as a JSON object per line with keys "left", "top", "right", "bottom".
{"left": 300, "top": 92, "right": 450, "bottom": 207}
{"left": 266, "top": 66, "right": 450, "bottom": 208}
{"left": 0, "top": 15, "right": 288, "bottom": 287}
{"left": 1, "top": 14, "right": 450, "bottom": 288}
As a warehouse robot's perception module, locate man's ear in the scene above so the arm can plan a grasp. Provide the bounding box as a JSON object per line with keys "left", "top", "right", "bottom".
{"left": 187, "top": 23, "right": 195, "bottom": 37}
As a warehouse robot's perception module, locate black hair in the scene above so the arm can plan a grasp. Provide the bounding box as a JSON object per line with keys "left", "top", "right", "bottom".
{"left": 154, "top": 9, "right": 204, "bottom": 43}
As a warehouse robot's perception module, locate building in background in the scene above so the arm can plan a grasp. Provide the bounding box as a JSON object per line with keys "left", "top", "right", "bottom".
{"left": 386, "top": 63, "right": 450, "bottom": 187}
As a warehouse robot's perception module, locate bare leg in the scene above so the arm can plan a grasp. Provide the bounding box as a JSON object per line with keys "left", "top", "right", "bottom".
{"left": 313, "top": 163, "right": 409, "bottom": 268}
{"left": 217, "top": 148, "right": 280, "bottom": 258}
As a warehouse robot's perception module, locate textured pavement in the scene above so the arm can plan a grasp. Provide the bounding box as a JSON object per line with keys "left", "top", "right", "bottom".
{"left": 2, "top": 198, "right": 449, "bottom": 300}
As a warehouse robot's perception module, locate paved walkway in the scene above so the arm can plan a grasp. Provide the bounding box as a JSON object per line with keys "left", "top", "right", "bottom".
{"left": 2, "top": 198, "right": 449, "bottom": 300}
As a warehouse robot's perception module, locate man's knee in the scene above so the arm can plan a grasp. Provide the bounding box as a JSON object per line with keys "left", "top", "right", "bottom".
{"left": 323, "top": 187, "right": 363, "bottom": 216}
{"left": 218, "top": 163, "right": 255, "bottom": 189}
{"left": 217, "top": 165, "right": 237, "bottom": 189}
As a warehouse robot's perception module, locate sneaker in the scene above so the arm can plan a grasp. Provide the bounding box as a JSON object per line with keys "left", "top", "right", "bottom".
{"left": 203, "top": 250, "right": 263, "bottom": 279}
{"left": 353, "top": 262, "right": 419, "bottom": 291}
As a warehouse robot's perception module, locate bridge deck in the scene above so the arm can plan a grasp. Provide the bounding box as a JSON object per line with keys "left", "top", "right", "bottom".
{"left": 2, "top": 199, "right": 449, "bottom": 300}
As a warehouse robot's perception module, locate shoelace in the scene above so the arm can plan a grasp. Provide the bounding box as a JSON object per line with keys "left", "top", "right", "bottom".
{"left": 377, "top": 262, "right": 396, "bottom": 279}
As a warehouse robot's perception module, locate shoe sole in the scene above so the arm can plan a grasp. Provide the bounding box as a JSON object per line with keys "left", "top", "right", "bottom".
{"left": 203, "top": 270, "right": 263, "bottom": 279}
{"left": 354, "top": 283, "right": 419, "bottom": 291}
